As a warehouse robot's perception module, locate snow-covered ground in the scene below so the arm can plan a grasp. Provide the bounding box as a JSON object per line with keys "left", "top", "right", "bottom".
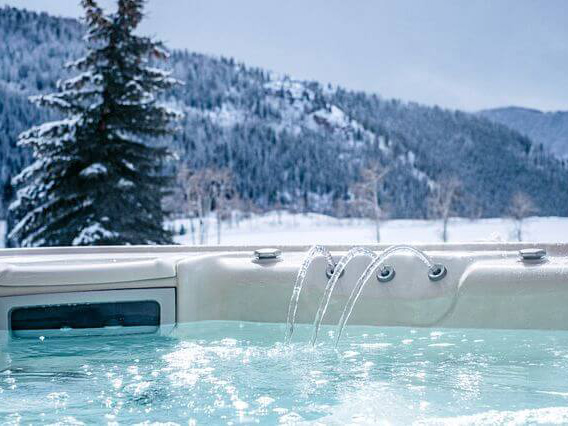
{"left": 169, "top": 211, "right": 568, "bottom": 246}
{"left": 1, "top": 212, "right": 568, "bottom": 247}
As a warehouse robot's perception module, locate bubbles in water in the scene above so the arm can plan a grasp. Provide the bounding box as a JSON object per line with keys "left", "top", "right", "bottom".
{"left": 2, "top": 323, "right": 568, "bottom": 423}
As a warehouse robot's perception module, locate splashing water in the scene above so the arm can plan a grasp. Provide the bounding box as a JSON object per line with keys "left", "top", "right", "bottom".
{"left": 285, "top": 245, "right": 335, "bottom": 343}
{"left": 334, "top": 245, "right": 435, "bottom": 347}
{"left": 310, "top": 247, "right": 378, "bottom": 346}
{"left": 3, "top": 323, "right": 568, "bottom": 424}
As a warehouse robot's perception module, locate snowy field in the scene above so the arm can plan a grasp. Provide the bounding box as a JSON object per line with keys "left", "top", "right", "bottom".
{"left": 2, "top": 212, "right": 568, "bottom": 248}
{"left": 169, "top": 211, "right": 568, "bottom": 246}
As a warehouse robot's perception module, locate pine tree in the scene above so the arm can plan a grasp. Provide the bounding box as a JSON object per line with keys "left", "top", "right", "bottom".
{"left": 8, "top": 0, "right": 181, "bottom": 246}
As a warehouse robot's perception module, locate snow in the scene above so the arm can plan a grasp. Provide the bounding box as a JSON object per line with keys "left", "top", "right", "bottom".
{"left": 30, "top": 93, "right": 71, "bottom": 109}
{"left": 3, "top": 212, "right": 568, "bottom": 248}
{"left": 145, "top": 66, "right": 172, "bottom": 78}
{"left": 80, "top": 163, "right": 108, "bottom": 177}
{"left": 169, "top": 211, "right": 568, "bottom": 246}
{"left": 263, "top": 77, "right": 377, "bottom": 148}
{"left": 264, "top": 79, "right": 314, "bottom": 101}
{"left": 58, "top": 71, "right": 102, "bottom": 90}
{"left": 23, "top": 117, "right": 78, "bottom": 138}
{"left": 72, "top": 222, "right": 118, "bottom": 246}
{"left": 18, "top": 116, "right": 81, "bottom": 149}
{"left": 7, "top": 198, "right": 60, "bottom": 242}
{"left": 117, "top": 178, "right": 134, "bottom": 188}
{"left": 160, "top": 104, "right": 185, "bottom": 120}
{"left": 122, "top": 159, "right": 136, "bottom": 171}
{"left": 312, "top": 105, "right": 352, "bottom": 129}
{"left": 0, "top": 221, "right": 5, "bottom": 248}
{"left": 12, "top": 158, "right": 49, "bottom": 185}
{"left": 204, "top": 104, "right": 247, "bottom": 128}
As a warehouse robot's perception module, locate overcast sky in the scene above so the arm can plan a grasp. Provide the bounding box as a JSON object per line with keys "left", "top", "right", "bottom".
{"left": 2, "top": 0, "right": 567, "bottom": 111}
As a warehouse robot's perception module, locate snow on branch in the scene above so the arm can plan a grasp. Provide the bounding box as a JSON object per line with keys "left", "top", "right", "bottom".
{"left": 152, "top": 44, "right": 170, "bottom": 60}
{"left": 72, "top": 222, "right": 119, "bottom": 245}
{"left": 30, "top": 93, "right": 71, "bottom": 110}
{"left": 80, "top": 163, "right": 108, "bottom": 177}
{"left": 58, "top": 72, "right": 103, "bottom": 91}
{"left": 18, "top": 117, "right": 81, "bottom": 148}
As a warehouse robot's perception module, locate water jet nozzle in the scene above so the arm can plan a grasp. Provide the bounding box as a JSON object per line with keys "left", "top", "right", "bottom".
{"left": 376, "top": 265, "right": 396, "bottom": 282}
{"left": 428, "top": 264, "right": 447, "bottom": 281}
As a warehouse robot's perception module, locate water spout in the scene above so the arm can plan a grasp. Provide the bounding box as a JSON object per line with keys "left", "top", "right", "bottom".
{"left": 285, "top": 245, "right": 335, "bottom": 343}
{"left": 310, "top": 247, "right": 377, "bottom": 346}
{"left": 334, "top": 245, "right": 435, "bottom": 347}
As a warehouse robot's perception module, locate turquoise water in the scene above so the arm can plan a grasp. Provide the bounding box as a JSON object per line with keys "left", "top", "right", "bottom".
{"left": 2, "top": 322, "right": 568, "bottom": 424}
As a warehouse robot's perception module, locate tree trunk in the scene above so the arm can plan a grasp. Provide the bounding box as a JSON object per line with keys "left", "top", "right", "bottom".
{"left": 517, "top": 219, "right": 522, "bottom": 242}
{"left": 198, "top": 196, "right": 206, "bottom": 245}
{"left": 443, "top": 216, "right": 449, "bottom": 242}
{"left": 216, "top": 210, "right": 222, "bottom": 245}
{"left": 199, "top": 218, "right": 205, "bottom": 245}
{"left": 189, "top": 218, "right": 196, "bottom": 245}
{"left": 375, "top": 218, "right": 381, "bottom": 243}
{"left": 374, "top": 190, "right": 381, "bottom": 243}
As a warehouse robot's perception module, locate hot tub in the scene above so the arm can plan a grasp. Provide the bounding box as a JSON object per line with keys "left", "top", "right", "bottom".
{"left": 1, "top": 243, "right": 568, "bottom": 423}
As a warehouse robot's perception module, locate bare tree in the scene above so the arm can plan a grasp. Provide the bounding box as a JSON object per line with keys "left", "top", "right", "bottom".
{"left": 212, "top": 170, "right": 239, "bottom": 245}
{"left": 169, "top": 165, "right": 196, "bottom": 243}
{"left": 178, "top": 168, "right": 237, "bottom": 245}
{"left": 428, "top": 177, "right": 461, "bottom": 242}
{"left": 350, "top": 165, "right": 390, "bottom": 242}
{"left": 509, "top": 192, "right": 538, "bottom": 241}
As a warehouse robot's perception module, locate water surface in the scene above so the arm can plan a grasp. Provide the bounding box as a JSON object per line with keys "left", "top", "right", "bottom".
{"left": 2, "top": 322, "right": 568, "bottom": 424}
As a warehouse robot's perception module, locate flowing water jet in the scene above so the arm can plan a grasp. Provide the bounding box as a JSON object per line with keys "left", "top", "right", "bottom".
{"left": 310, "top": 247, "right": 377, "bottom": 346}
{"left": 334, "top": 245, "right": 434, "bottom": 347}
{"left": 285, "top": 245, "right": 335, "bottom": 343}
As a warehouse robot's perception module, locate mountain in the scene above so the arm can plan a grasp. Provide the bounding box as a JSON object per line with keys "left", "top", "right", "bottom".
{"left": 480, "top": 107, "right": 568, "bottom": 158}
{"left": 1, "top": 6, "right": 568, "bottom": 219}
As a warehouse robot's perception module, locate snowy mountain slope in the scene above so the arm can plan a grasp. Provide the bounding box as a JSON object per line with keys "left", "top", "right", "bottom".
{"left": 1, "top": 6, "right": 568, "bottom": 219}
{"left": 168, "top": 64, "right": 434, "bottom": 217}
{"left": 479, "top": 107, "right": 568, "bottom": 158}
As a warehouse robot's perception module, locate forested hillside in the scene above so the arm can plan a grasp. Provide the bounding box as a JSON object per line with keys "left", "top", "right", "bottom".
{"left": 1, "top": 6, "right": 567, "bottom": 219}
{"left": 480, "top": 107, "right": 568, "bottom": 158}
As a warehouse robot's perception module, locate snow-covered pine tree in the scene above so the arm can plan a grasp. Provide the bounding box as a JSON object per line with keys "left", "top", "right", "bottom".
{"left": 8, "top": 0, "right": 181, "bottom": 247}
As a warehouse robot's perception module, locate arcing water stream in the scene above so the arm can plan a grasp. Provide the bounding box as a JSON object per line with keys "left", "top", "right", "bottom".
{"left": 286, "top": 245, "right": 438, "bottom": 346}
{"left": 334, "top": 245, "right": 434, "bottom": 346}
{"left": 284, "top": 245, "right": 335, "bottom": 344}
{"left": 310, "top": 247, "right": 377, "bottom": 346}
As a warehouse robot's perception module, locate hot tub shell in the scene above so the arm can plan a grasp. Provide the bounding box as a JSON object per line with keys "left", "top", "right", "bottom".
{"left": 0, "top": 243, "right": 567, "bottom": 332}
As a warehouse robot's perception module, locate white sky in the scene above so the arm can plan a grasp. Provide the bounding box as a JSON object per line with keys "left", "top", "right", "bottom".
{"left": 2, "top": 0, "right": 567, "bottom": 112}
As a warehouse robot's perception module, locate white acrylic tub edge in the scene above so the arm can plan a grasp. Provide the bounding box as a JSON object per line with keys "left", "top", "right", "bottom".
{"left": 0, "top": 243, "right": 567, "bottom": 331}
